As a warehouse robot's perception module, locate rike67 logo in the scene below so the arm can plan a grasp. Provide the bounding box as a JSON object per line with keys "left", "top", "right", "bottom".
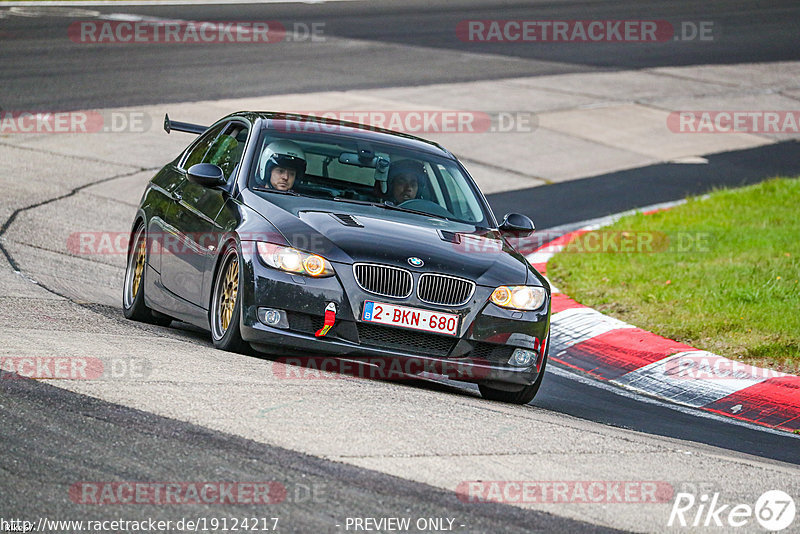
{"left": 669, "top": 489, "right": 796, "bottom": 531}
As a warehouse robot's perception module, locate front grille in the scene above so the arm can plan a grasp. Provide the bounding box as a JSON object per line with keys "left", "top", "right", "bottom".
{"left": 353, "top": 263, "right": 413, "bottom": 299}
{"left": 287, "top": 312, "right": 325, "bottom": 335}
{"left": 417, "top": 273, "right": 475, "bottom": 306}
{"left": 357, "top": 323, "right": 456, "bottom": 357}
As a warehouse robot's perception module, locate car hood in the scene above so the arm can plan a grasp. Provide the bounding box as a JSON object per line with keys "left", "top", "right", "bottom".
{"left": 244, "top": 192, "right": 536, "bottom": 286}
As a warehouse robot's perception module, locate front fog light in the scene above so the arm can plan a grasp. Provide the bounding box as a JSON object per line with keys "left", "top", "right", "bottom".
{"left": 258, "top": 307, "right": 289, "bottom": 329}
{"left": 509, "top": 348, "right": 537, "bottom": 367}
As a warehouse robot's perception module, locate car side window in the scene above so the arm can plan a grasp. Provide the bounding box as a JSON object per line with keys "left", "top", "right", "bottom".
{"left": 206, "top": 123, "right": 249, "bottom": 180}
{"left": 182, "top": 123, "right": 227, "bottom": 170}
{"left": 182, "top": 122, "right": 249, "bottom": 181}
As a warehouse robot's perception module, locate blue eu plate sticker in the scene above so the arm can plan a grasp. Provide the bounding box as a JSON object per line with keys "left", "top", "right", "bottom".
{"left": 363, "top": 301, "right": 374, "bottom": 321}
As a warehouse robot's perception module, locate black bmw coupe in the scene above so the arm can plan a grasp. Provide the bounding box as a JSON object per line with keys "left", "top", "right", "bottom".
{"left": 123, "top": 112, "right": 551, "bottom": 404}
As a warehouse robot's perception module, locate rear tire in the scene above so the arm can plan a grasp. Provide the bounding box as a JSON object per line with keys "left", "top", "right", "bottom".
{"left": 210, "top": 243, "right": 247, "bottom": 353}
{"left": 479, "top": 349, "right": 548, "bottom": 405}
{"left": 122, "top": 223, "right": 171, "bottom": 326}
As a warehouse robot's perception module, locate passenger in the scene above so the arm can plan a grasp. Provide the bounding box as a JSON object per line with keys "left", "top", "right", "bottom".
{"left": 386, "top": 159, "right": 425, "bottom": 204}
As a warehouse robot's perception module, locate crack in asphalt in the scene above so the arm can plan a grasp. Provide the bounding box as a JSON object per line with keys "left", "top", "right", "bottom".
{"left": 779, "top": 90, "right": 800, "bottom": 103}
{"left": 639, "top": 68, "right": 745, "bottom": 88}
{"left": 457, "top": 156, "right": 552, "bottom": 185}
{"left": 0, "top": 238, "right": 123, "bottom": 271}
{"left": 329, "top": 451, "right": 657, "bottom": 459}
{"left": 0, "top": 165, "right": 176, "bottom": 340}
{"left": 0, "top": 139, "right": 146, "bottom": 168}
{"left": 0, "top": 165, "right": 154, "bottom": 269}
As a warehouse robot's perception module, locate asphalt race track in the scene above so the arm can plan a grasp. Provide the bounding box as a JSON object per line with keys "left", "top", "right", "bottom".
{"left": 2, "top": 1, "right": 800, "bottom": 533}
{"left": 1, "top": 0, "right": 799, "bottom": 111}
{"left": 488, "top": 141, "right": 800, "bottom": 230}
{"left": 2, "top": 375, "right": 616, "bottom": 533}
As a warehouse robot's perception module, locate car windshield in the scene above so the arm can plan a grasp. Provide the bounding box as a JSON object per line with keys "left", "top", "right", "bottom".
{"left": 247, "top": 124, "right": 492, "bottom": 226}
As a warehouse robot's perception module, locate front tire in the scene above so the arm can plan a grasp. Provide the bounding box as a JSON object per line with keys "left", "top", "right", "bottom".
{"left": 210, "top": 243, "right": 247, "bottom": 353}
{"left": 123, "top": 223, "right": 172, "bottom": 326}
{"left": 479, "top": 349, "right": 548, "bottom": 405}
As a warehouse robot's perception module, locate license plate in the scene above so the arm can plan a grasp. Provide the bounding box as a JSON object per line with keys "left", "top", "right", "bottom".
{"left": 362, "top": 301, "right": 459, "bottom": 336}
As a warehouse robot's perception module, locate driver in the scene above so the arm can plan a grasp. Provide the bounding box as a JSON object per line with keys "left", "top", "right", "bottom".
{"left": 387, "top": 159, "right": 425, "bottom": 204}
{"left": 259, "top": 140, "right": 307, "bottom": 191}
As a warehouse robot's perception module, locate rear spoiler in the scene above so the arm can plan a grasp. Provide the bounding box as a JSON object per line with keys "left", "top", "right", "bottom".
{"left": 163, "top": 113, "right": 207, "bottom": 135}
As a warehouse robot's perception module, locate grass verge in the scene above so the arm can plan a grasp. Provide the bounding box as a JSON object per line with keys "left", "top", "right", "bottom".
{"left": 548, "top": 177, "right": 800, "bottom": 373}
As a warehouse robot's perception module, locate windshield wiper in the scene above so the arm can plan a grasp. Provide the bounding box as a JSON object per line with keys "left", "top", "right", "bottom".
{"left": 331, "top": 197, "right": 457, "bottom": 222}
{"left": 253, "top": 187, "right": 300, "bottom": 196}
{"left": 379, "top": 203, "right": 458, "bottom": 222}
{"left": 331, "top": 197, "right": 374, "bottom": 206}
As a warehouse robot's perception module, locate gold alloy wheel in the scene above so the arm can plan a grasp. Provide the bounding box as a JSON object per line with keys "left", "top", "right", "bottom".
{"left": 131, "top": 234, "right": 146, "bottom": 299}
{"left": 218, "top": 256, "right": 239, "bottom": 332}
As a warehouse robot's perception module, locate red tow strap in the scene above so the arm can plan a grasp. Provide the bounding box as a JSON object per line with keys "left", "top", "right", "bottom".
{"left": 315, "top": 302, "right": 337, "bottom": 337}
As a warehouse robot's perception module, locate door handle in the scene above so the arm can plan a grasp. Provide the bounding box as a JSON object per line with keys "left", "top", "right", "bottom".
{"left": 169, "top": 191, "right": 182, "bottom": 202}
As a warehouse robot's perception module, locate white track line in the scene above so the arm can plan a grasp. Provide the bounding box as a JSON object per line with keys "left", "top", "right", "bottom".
{"left": 536, "top": 197, "right": 800, "bottom": 435}
{"left": 548, "top": 364, "right": 800, "bottom": 439}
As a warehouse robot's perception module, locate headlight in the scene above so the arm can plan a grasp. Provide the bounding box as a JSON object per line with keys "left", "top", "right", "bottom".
{"left": 256, "top": 242, "right": 334, "bottom": 277}
{"left": 490, "top": 286, "right": 546, "bottom": 311}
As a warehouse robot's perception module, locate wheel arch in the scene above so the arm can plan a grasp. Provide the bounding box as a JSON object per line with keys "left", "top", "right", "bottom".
{"left": 126, "top": 211, "right": 148, "bottom": 259}
{"left": 207, "top": 233, "right": 242, "bottom": 314}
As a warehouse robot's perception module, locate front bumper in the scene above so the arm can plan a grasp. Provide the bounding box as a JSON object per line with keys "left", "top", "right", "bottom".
{"left": 238, "top": 246, "right": 550, "bottom": 389}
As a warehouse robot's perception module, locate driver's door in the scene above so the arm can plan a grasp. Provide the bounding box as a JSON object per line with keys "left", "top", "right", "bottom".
{"left": 160, "top": 121, "right": 248, "bottom": 307}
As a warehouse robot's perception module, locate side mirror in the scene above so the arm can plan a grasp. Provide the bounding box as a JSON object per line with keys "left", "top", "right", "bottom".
{"left": 499, "top": 213, "right": 535, "bottom": 238}
{"left": 187, "top": 163, "right": 226, "bottom": 187}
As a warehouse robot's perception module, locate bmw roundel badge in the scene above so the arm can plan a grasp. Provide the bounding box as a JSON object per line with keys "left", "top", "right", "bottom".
{"left": 408, "top": 257, "right": 424, "bottom": 267}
